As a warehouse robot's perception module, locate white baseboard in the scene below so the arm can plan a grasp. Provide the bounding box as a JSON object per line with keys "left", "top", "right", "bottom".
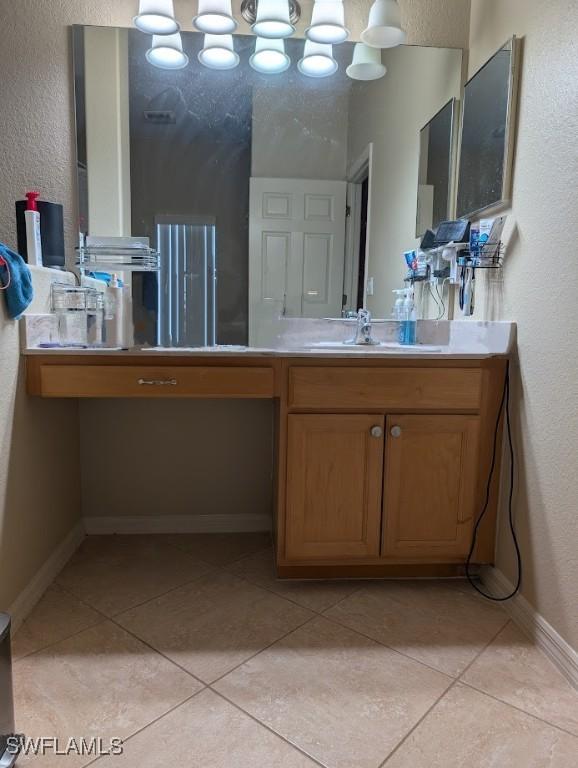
{"left": 8, "top": 521, "right": 85, "bottom": 634}
{"left": 482, "top": 566, "right": 578, "bottom": 690}
{"left": 83, "top": 514, "right": 272, "bottom": 535}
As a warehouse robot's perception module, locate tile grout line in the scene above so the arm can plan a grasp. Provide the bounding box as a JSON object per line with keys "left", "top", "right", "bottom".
{"left": 458, "top": 679, "right": 578, "bottom": 741}
{"left": 82, "top": 687, "right": 208, "bottom": 768}
{"left": 320, "top": 612, "right": 462, "bottom": 681}
{"left": 53, "top": 582, "right": 208, "bottom": 688}
{"left": 453, "top": 617, "right": 578, "bottom": 739}
{"left": 206, "top": 611, "right": 319, "bottom": 687}
{"left": 377, "top": 616, "right": 511, "bottom": 767}
{"left": 210, "top": 688, "right": 329, "bottom": 768}
{"left": 225, "top": 562, "right": 367, "bottom": 616}
{"left": 379, "top": 679, "right": 459, "bottom": 767}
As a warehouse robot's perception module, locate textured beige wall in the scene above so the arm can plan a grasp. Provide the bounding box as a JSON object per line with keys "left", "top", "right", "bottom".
{"left": 79, "top": 399, "right": 274, "bottom": 522}
{"left": 0, "top": 271, "right": 81, "bottom": 610}
{"left": 467, "top": 0, "right": 578, "bottom": 650}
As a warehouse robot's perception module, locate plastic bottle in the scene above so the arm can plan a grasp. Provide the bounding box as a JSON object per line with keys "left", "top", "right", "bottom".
{"left": 106, "top": 274, "right": 124, "bottom": 348}
{"left": 391, "top": 289, "right": 405, "bottom": 320}
{"left": 24, "top": 191, "right": 43, "bottom": 266}
{"left": 399, "top": 288, "right": 417, "bottom": 346}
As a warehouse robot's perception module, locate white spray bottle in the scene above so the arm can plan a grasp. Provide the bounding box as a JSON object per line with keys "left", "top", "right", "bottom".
{"left": 24, "top": 191, "right": 43, "bottom": 266}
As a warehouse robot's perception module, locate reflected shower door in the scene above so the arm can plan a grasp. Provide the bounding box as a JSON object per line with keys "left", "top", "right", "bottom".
{"left": 156, "top": 217, "right": 217, "bottom": 347}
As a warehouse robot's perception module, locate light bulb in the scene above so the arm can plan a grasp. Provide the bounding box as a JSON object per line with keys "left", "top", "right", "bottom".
{"left": 252, "top": 0, "right": 295, "bottom": 39}
{"left": 193, "top": 0, "right": 237, "bottom": 34}
{"left": 198, "top": 34, "right": 239, "bottom": 70}
{"left": 146, "top": 33, "right": 189, "bottom": 69}
{"left": 250, "top": 37, "right": 291, "bottom": 74}
{"left": 134, "top": 0, "right": 180, "bottom": 35}
{"left": 306, "top": 0, "right": 348, "bottom": 45}
{"left": 298, "top": 40, "right": 338, "bottom": 78}
{"left": 362, "top": 0, "right": 407, "bottom": 49}
{"left": 346, "top": 43, "right": 386, "bottom": 80}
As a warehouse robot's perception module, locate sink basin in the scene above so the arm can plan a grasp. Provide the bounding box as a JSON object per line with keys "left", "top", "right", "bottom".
{"left": 148, "top": 345, "right": 249, "bottom": 352}
{"left": 305, "top": 341, "right": 442, "bottom": 353}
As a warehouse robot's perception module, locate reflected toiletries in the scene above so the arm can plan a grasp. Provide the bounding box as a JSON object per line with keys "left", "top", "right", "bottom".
{"left": 106, "top": 274, "right": 125, "bottom": 348}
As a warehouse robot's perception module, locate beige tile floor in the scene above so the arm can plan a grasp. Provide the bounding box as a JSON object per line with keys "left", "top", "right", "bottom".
{"left": 12, "top": 534, "right": 578, "bottom": 768}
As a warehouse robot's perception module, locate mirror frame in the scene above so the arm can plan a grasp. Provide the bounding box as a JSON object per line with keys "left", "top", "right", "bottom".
{"left": 415, "top": 97, "right": 460, "bottom": 237}
{"left": 456, "top": 35, "right": 522, "bottom": 220}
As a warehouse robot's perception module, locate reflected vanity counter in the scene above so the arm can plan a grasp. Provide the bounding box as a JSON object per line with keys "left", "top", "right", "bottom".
{"left": 24, "top": 319, "right": 514, "bottom": 581}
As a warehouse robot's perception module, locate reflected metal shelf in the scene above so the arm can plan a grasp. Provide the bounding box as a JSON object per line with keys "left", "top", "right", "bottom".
{"left": 76, "top": 245, "right": 160, "bottom": 272}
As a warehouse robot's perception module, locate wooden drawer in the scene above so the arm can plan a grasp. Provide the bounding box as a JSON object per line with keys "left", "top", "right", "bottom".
{"left": 37, "top": 365, "right": 275, "bottom": 398}
{"left": 288, "top": 366, "right": 482, "bottom": 411}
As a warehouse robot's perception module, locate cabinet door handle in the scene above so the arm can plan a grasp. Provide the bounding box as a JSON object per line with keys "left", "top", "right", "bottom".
{"left": 137, "top": 378, "right": 178, "bottom": 386}
{"left": 390, "top": 425, "right": 402, "bottom": 438}
{"left": 370, "top": 425, "right": 383, "bottom": 438}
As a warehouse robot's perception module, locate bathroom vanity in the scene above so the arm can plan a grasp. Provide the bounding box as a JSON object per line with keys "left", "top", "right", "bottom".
{"left": 26, "top": 346, "right": 507, "bottom": 579}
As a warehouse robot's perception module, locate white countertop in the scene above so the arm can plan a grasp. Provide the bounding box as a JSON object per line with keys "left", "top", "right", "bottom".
{"left": 21, "top": 320, "right": 516, "bottom": 360}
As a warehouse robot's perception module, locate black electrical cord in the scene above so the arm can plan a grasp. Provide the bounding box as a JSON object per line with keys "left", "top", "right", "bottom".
{"left": 465, "top": 361, "right": 522, "bottom": 601}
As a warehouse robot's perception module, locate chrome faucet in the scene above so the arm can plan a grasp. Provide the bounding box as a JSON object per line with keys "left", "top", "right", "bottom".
{"left": 347, "top": 309, "right": 380, "bottom": 346}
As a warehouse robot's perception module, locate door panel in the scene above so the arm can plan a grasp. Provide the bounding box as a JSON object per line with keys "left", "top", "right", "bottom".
{"left": 303, "top": 233, "right": 332, "bottom": 306}
{"left": 249, "top": 178, "right": 347, "bottom": 345}
{"left": 382, "top": 415, "right": 480, "bottom": 560}
{"left": 285, "top": 414, "right": 384, "bottom": 562}
{"left": 261, "top": 232, "right": 290, "bottom": 300}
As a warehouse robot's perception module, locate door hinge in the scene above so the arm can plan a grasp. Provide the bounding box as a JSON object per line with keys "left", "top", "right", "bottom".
{"left": 345, "top": 205, "right": 351, "bottom": 218}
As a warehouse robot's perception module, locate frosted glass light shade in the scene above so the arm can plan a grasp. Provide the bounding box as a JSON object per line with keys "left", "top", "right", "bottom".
{"left": 346, "top": 43, "right": 386, "bottom": 80}
{"left": 146, "top": 33, "right": 189, "bottom": 69}
{"left": 362, "top": 0, "right": 407, "bottom": 48}
{"left": 298, "top": 40, "right": 338, "bottom": 78}
{"left": 306, "top": 0, "right": 348, "bottom": 44}
{"left": 193, "top": 0, "right": 237, "bottom": 34}
{"left": 198, "top": 34, "right": 240, "bottom": 69}
{"left": 250, "top": 37, "right": 290, "bottom": 74}
{"left": 252, "top": 0, "right": 295, "bottom": 39}
{"left": 134, "top": 0, "right": 180, "bottom": 34}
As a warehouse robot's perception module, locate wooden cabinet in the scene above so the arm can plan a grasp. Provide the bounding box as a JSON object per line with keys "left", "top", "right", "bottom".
{"left": 27, "top": 353, "right": 506, "bottom": 577}
{"left": 382, "top": 415, "right": 480, "bottom": 560}
{"left": 279, "top": 362, "right": 507, "bottom": 575}
{"left": 285, "top": 414, "right": 384, "bottom": 561}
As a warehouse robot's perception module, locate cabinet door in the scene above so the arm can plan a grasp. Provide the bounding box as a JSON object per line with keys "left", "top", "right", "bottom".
{"left": 285, "top": 414, "right": 384, "bottom": 561}
{"left": 382, "top": 415, "right": 480, "bottom": 560}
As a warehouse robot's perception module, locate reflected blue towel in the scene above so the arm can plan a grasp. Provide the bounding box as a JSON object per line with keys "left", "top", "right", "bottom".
{"left": 0, "top": 243, "right": 33, "bottom": 319}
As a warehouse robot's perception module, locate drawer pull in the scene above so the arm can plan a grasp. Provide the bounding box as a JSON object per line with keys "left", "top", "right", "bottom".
{"left": 390, "top": 425, "right": 402, "bottom": 438}
{"left": 137, "top": 378, "right": 178, "bottom": 386}
{"left": 370, "top": 426, "right": 383, "bottom": 438}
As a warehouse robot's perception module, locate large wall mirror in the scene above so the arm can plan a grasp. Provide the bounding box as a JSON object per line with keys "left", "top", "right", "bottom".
{"left": 416, "top": 98, "right": 458, "bottom": 237}
{"left": 456, "top": 36, "right": 521, "bottom": 219}
{"left": 72, "top": 25, "right": 462, "bottom": 347}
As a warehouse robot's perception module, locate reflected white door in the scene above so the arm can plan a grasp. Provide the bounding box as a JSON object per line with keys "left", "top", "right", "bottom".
{"left": 249, "top": 178, "right": 347, "bottom": 346}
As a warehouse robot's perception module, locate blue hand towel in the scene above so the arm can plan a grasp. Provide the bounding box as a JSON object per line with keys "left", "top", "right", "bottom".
{"left": 0, "top": 243, "right": 34, "bottom": 319}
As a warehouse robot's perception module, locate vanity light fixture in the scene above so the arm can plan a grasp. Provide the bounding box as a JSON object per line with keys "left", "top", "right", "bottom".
{"left": 193, "top": 0, "right": 237, "bottom": 35}
{"left": 146, "top": 33, "right": 189, "bottom": 69}
{"left": 362, "top": 0, "right": 407, "bottom": 48}
{"left": 198, "top": 33, "right": 240, "bottom": 69}
{"left": 134, "top": 0, "right": 180, "bottom": 35}
{"left": 298, "top": 40, "right": 338, "bottom": 78}
{"left": 251, "top": 0, "right": 295, "bottom": 39}
{"left": 306, "top": 0, "right": 348, "bottom": 45}
{"left": 346, "top": 43, "right": 386, "bottom": 80}
{"left": 249, "top": 37, "right": 291, "bottom": 74}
